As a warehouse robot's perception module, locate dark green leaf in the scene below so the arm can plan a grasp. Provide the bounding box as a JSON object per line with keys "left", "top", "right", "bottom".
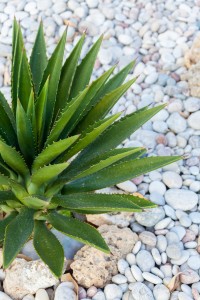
{"left": 33, "top": 220, "right": 64, "bottom": 277}
{"left": 46, "top": 88, "right": 88, "bottom": 146}
{"left": 61, "top": 147, "right": 146, "bottom": 181}
{"left": 61, "top": 113, "right": 121, "bottom": 162}
{"left": 3, "top": 208, "right": 34, "bottom": 268}
{"left": 47, "top": 211, "right": 110, "bottom": 253}
{"left": 0, "top": 140, "right": 29, "bottom": 177}
{"left": 16, "top": 100, "right": 35, "bottom": 164}
{"left": 32, "top": 135, "right": 79, "bottom": 171}
{"left": 69, "top": 35, "right": 103, "bottom": 100}
{"left": 0, "top": 92, "right": 17, "bottom": 146}
{"left": 12, "top": 21, "right": 24, "bottom": 114}
{"left": 30, "top": 22, "right": 47, "bottom": 94}
{"left": 18, "top": 49, "right": 33, "bottom": 111}
{"left": 39, "top": 30, "right": 67, "bottom": 136}
{"left": 63, "top": 156, "right": 182, "bottom": 193}
{"left": 77, "top": 77, "right": 136, "bottom": 131}
{"left": 68, "top": 105, "right": 167, "bottom": 170}
{"left": 52, "top": 193, "right": 144, "bottom": 212}
{"left": 0, "top": 212, "right": 18, "bottom": 241}
{"left": 63, "top": 65, "right": 116, "bottom": 138}
{"left": 54, "top": 34, "right": 85, "bottom": 118}
{"left": 31, "top": 163, "right": 68, "bottom": 186}
{"left": 35, "top": 77, "right": 49, "bottom": 149}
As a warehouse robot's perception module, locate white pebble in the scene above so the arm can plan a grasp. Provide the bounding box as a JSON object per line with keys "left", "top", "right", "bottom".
{"left": 131, "top": 265, "right": 143, "bottom": 282}
{"left": 142, "top": 272, "right": 162, "bottom": 284}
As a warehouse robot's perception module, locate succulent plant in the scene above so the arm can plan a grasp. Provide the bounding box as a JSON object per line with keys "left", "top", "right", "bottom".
{"left": 0, "top": 19, "right": 181, "bottom": 277}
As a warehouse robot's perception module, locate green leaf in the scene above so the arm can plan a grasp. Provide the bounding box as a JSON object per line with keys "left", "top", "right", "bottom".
{"left": 52, "top": 193, "right": 144, "bottom": 212}
{"left": 0, "top": 212, "right": 18, "bottom": 241}
{"left": 69, "top": 104, "right": 167, "bottom": 170}
{"left": 0, "top": 174, "right": 11, "bottom": 186}
{"left": 0, "top": 92, "right": 17, "bottom": 146}
{"left": 89, "top": 60, "right": 136, "bottom": 108}
{"left": 77, "top": 77, "right": 136, "bottom": 131}
{"left": 61, "top": 147, "right": 146, "bottom": 181}
{"left": 32, "top": 135, "right": 79, "bottom": 171}
{"left": 27, "top": 90, "right": 37, "bottom": 145}
{"left": 18, "top": 49, "right": 33, "bottom": 112}
{"left": 63, "top": 156, "right": 182, "bottom": 193}
{"left": 39, "top": 30, "right": 67, "bottom": 135}
{"left": 30, "top": 22, "right": 47, "bottom": 94}
{"left": 22, "top": 196, "right": 48, "bottom": 209}
{"left": 62, "top": 65, "right": 116, "bottom": 138}
{"left": 35, "top": 77, "right": 49, "bottom": 149}
{"left": 3, "top": 208, "right": 34, "bottom": 268}
{"left": 31, "top": 163, "right": 68, "bottom": 186}
{"left": 33, "top": 220, "right": 64, "bottom": 277}
{"left": 0, "top": 190, "right": 18, "bottom": 201}
{"left": 12, "top": 21, "right": 24, "bottom": 114}
{"left": 54, "top": 34, "right": 85, "bottom": 118}
{"left": 0, "top": 140, "right": 29, "bottom": 177}
{"left": 46, "top": 88, "right": 89, "bottom": 145}
{"left": 66, "top": 147, "right": 145, "bottom": 181}
{"left": 69, "top": 35, "right": 103, "bottom": 100}
{"left": 16, "top": 100, "right": 35, "bottom": 164}
{"left": 61, "top": 113, "right": 121, "bottom": 162}
{"left": 47, "top": 211, "right": 110, "bottom": 253}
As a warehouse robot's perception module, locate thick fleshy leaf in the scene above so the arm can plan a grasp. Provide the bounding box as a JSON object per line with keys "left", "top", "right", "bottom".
{"left": 47, "top": 211, "right": 110, "bottom": 253}
{"left": 0, "top": 174, "right": 11, "bottom": 186}
{"left": 27, "top": 90, "right": 37, "bottom": 144}
{"left": 78, "top": 60, "right": 136, "bottom": 125}
{"left": 31, "top": 162, "right": 68, "bottom": 186}
{"left": 0, "top": 211, "right": 18, "bottom": 241}
{"left": 12, "top": 21, "right": 24, "bottom": 114}
{"left": 52, "top": 193, "right": 145, "bottom": 212}
{"left": 77, "top": 77, "right": 136, "bottom": 131}
{"left": 0, "top": 140, "right": 29, "bottom": 177}
{"left": 62, "top": 66, "right": 116, "bottom": 138}
{"left": 16, "top": 100, "right": 35, "bottom": 164}
{"left": 33, "top": 220, "right": 64, "bottom": 277}
{"left": 61, "top": 147, "right": 146, "bottom": 181}
{"left": 35, "top": 78, "right": 49, "bottom": 148}
{"left": 54, "top": 34, "right": 85, "bottom": 118}
{"left": 65, "top": 147, "right": 145, "bottom": 181}
{"left": 67, "top": 105, "right": 166, "bottom": 171}
{"left": 61, "top": 113, "right": 121, "bottom": 162}
{"left": 0, "top": 92, "right": 17, "bottom": 146}
{"left": 63, "top": 156, "right": 182, "bottom": 193}
{"left": 3, "top": 208, "right": 34, "bottom": 268}
{"left": 30, "top": 22, "right": 47, "bottom": 94}
{"left": 69, "top": 35, "right": 103, "bottom": 100}
{"left": 32, "top": 135, "right": 79, "bottom": 171}
{"left": 18, "top": 49, "right": 33, "bottom": 111}
{"left": 46, "top": 88, "right": 88, "bottom": 146}
{"left": 22, "top": 196, "right": 48, "bottom": 209}
{"left": 0, "top": 190, "right": 18, "bottom": 201}
{"left": 39, "top": 30, "right": 67, "bottom": 135}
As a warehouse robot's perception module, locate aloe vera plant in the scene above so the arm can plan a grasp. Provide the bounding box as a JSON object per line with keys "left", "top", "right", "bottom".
{"left": 0, "top": 20, "right": 181, "bottom": 277}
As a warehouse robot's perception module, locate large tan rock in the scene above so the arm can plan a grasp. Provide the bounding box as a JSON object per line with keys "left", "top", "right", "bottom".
{"left": 86, "top": 212, "right": 134, "bottom": 228}
{"left": 71, "top": 225, "right": 138, "bottom": 288}
{"left": 181, "top": 62, "right": 200, "bottom": 97}
{"left": 184, "top": 35, "right": 200, "bottom": 68}
{"left": 3, "top": 259, "right": 59, "bottom": 300}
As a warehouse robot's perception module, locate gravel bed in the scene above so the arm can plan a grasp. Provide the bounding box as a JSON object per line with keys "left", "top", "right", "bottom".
{"left": 0, "top": 0, "right": 200, "bottom": 300}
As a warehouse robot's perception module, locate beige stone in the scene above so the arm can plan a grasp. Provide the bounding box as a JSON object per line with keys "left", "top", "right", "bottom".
{"left": 181, "top": 62, "right": 200, "bottom": 97}
{"left": 184, "top": 35, "right": 200, "bottom": 68}
{"left": 71, "top": 225, "right": 138, "bottom": 288}
{"left": 86, "top": 212, "right": 134, "bottom": 228}
{"left": 3, "top": 259, "right": 59, "bottom": 300}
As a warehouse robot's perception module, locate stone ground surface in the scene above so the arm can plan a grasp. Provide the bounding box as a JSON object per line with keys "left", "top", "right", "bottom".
{"left": 0, "top": 0, "right": 200, "bottom": 299}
